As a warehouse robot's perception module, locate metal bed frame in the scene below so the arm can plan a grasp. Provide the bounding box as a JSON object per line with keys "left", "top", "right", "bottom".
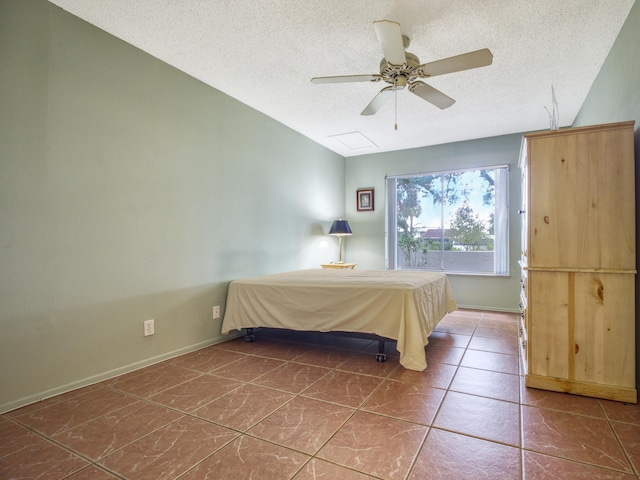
{"left": 244, "top": 327, "right": 389, "bottom": 362}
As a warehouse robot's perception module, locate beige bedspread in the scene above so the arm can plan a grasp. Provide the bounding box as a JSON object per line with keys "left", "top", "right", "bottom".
{"left": 221, "top": 269, "right": 457, "bottom": 371}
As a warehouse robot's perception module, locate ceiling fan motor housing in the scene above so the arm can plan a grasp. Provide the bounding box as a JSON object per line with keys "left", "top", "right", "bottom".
{"left": 379, "top": 52, "right": 421, "bottom": 89}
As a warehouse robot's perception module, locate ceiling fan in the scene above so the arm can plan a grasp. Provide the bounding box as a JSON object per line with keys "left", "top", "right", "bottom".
{"left": 311, "top": 20, "right": 493, "bottom": 120}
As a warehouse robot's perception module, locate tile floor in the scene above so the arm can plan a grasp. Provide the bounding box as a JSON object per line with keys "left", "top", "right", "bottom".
{"left": 1, "top": 309, "right": 639, "bottom": 479}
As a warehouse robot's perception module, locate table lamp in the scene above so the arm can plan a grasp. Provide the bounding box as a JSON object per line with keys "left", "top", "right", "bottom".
{"left": 329, "top": 219, "right": 352, "bottom": 263}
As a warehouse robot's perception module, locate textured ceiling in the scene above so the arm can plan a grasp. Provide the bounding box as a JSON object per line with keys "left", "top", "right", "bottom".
{"left": 48, "top": 0, "right": 635, "bottom": 157}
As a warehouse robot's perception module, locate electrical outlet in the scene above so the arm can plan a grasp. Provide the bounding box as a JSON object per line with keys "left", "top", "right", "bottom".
{"left": 212, "top": 306, "right": 220, "bottom": 319}
{"left": 144, "top": 319, "right": 155, "bottom": 336}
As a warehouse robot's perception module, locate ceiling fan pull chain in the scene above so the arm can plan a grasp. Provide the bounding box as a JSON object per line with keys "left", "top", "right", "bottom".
{"left": 394, "top": 77, "right": 398, "bottom": 130}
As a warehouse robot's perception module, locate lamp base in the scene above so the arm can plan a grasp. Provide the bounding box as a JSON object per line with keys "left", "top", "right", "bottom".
{"left": 321, "top": 262, "right": 357, "bottom": 269}
{"left": 337, "top": 236, "right": 345, "bottom": 264}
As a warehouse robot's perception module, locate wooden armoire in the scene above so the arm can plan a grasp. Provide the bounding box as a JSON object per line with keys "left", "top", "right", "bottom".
{"left": 519, "top": 121, "right": 637, "bottom": 403}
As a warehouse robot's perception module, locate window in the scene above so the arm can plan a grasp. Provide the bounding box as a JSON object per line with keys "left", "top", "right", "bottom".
{"left": 386, "top": 165, "right": 509, "bottom": 275}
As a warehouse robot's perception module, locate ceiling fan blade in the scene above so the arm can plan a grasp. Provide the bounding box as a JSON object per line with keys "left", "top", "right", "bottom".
{"left": 373, "top": 20, "right": 406, "bottom": 65}
{"left": 361, "top": 86, "right": 394, "bottom": 115}
{"left": 409, "top": 81, "right": 455, "bottom": 109}
{"left": 311, "top": 74, "right": 380, "bottom": 84}
{"left": 418, "top": 48, "right": 493, "bottom": 78}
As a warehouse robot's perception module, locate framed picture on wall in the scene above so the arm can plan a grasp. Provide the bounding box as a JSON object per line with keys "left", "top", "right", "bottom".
{"left": 357, "top": 188, "right": 374, "bottom": 212}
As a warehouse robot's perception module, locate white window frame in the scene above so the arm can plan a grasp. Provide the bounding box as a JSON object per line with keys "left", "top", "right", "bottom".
{"left": 386, "top": 165, "right": 509, "bottom": 276}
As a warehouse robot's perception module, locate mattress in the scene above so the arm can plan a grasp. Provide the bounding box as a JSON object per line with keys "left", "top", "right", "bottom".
{"left": 221, "top": 268, "right": 457, "bottom": 371}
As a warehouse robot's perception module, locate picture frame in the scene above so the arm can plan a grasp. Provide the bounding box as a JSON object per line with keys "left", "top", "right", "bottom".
{"left": 356, "top": 188, "right": 374, "bottom": 212}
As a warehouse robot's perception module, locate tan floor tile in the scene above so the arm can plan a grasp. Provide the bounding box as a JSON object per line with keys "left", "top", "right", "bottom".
{"left": 361, "top": 380, "right": 445, "bottom": 425}
{"left": 474, "top": 325, "right": 519, "bottom": 340}
{"left": 54, "top": 401, "right": 183, "bottom": 460}
{"left": 461, "top": 348, "right": 519, "bottom": 374}
{"left": 468, "top": 335, "right": 518, "bottom": 355}
{"left": 522, "top": 405, "right": 633, "bottom": 472}
{"left": 209, "top": 355, "right": 285, "bottom": 382}
{"left": 611, "top": 422, "right": 640, "bottom": 474}
{"left": 0, "top": 416, "right": 40, "bottom": 458}
{"left": 107, "top": 364, "right": 201, "bottom": 398}
{"left": 290, "top": 345, "right": 354, "bottom": 368}
{"left": 149, "top": 374, "right": 243, "bottom": 412}
{"left": 301, "top": 370, "right": 383, "bottom": 408}
{"left": 99, "top": 416, "right": 237, "bottom": 480}
{"left": 477, "top": 312, "right": 519, "bottom": 330}
{"left": 521, "top": 382, "right": 605, "bottom": 418}
{"left": 11, "top": 388, "right": 139, "bottom": 436}
{"left": 251, "top": 341, "right": 317, "bottom": 361}
{"left": 181, "top": 435, "right": 309, "bottom": 480}
{"left": 0, "top": 437, "right": 89, "bottom": 480}
{"left": 600, "top": 399, "right": 640, "bottom": 425}
{"left": 450, "top": 366, "right": 520, "bottom": 402}
{"left": 523, "top": 450, "right": 636, "bottom": 479}
{"left": 5, "top": 384, "right": 105, "bottom": 417}
{"left": 434, "top": 391, "right": 521, "bottom": 446}
{"left": 388, "top": 362, "right": 457, "bottom": 389}
{"left": 408, "top": 428, "right": 520, "bottom": 479}
{"left": 424, "top": 345, "right": 465, "bottom": 366}
{"left": 170, "top": 347, "right": 248, "bottom": 372}
{"left": 66, "top": 465, "right": 121, "bottom": 479}
{"left": 249, "top": 396, "right": 354, "bottom": 454}
{"left": 252, "top": 361, "right": 330, "bottom": 394}
{"left": 194, "top": 383, "right": 294, "bottom": 431}
{"left": 318, "top": 411, "right": 428, "bottom": 480}
{"left": 294, "top": 458, "right": 378, "bottom": 479}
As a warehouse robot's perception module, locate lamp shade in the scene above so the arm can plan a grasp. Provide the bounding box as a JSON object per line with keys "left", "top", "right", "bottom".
{"left": 329, "top": 219, "right": 352, "bottom": 236}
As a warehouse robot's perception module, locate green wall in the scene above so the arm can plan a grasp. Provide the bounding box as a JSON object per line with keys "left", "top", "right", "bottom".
{"left": 2, "top": 0, "right": 638, "bottom": 411}
{"left": 345, "top": 135, "right": 523, "bottom": 311}
{"left": 572, "top": 0, "right": 639, "bottom": 129}
{"left": 0, "top": 1, "right": 345, "bottom": 412}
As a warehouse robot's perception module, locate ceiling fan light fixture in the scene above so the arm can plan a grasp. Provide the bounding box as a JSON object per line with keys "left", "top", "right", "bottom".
{"left": 394, "top": 76, "right": 407, "bottom": 89}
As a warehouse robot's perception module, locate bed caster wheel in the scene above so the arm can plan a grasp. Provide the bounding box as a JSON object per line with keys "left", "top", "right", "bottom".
{"left": 244, "top": 328, "right": 254, "bottom": 343}
{"left": 376, "top": 353, "right": 387, "bottom": 362}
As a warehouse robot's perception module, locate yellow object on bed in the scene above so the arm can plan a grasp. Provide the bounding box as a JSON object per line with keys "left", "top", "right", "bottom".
{"left": 221, "top": 269, "right": 457, "bottom": 371}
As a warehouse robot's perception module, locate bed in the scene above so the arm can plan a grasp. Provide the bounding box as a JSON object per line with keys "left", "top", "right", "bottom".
{"left": 221, "top": 269, "right": 457, "bottom": 371}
